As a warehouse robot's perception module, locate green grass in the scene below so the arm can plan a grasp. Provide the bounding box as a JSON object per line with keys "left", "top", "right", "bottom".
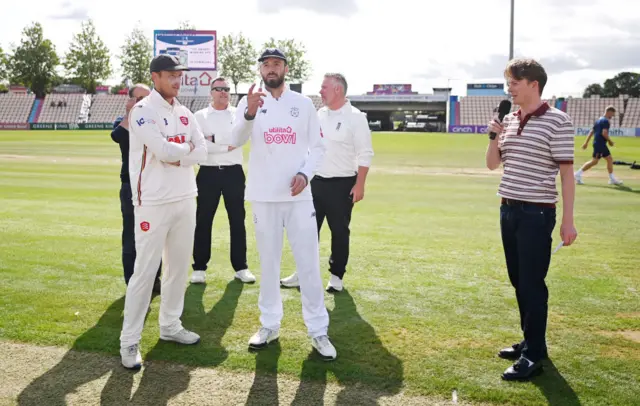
{"left": 1, "top": 131, "right": 639, "bottom": 405}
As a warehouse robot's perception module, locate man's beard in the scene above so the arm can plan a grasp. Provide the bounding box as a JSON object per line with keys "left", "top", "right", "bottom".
{"left": 262, "top": 73, "right": 285, "bottom": 89}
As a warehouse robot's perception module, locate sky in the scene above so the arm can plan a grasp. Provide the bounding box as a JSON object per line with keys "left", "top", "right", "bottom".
{"left": 2, "top": 0, "right": 640, "bottom": 99}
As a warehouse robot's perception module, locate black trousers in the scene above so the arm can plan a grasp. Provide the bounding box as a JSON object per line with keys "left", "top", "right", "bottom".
{"left": 119, "top": 183, "right": 161, "bottom": 285}
{"left": 192, "top": 165, "right": 247, "bottom": 272}
{"left": 311, "top": 175, "right": 356, "bottom": 279}
{"left": 500, "top": 200, "right": 556, "bottom": 362}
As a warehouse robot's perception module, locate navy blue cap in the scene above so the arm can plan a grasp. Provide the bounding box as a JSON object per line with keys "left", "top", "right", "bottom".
{"left": 258, "top": 48, "right": 287, "bottom": 63}
{"left": 150, "top": 54, "right": 189, "bottom": 73}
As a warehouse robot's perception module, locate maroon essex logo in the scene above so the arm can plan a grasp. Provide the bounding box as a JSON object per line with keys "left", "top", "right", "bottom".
{"left": 264, "top": 126, "right": 297, "bottom": 144}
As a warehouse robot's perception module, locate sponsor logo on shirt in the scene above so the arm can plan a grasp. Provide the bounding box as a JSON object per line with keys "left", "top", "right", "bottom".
{"left": 167, "top": 134, "right": 187, "bottom": 143}
{"left": 264, "top": 126, "right": 297, "bottom": 144}
{"left": 290, "top": 107, "right": 299, "bottom": 117}
{"left": 180, "top": 116, "right": 189, "bottom": 126}
{"left": 140, "top": 221, "right": 150, "bottom": 231}
{"left": 164, "top": 118, "right": 168, "bottom": 126}
{"left": 136, "top": 118, "right": 156, "bottom": 126}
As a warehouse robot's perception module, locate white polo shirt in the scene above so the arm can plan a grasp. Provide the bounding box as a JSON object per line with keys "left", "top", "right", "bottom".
{"left": 316, "top": 100, "right": 374, "bottom": 178}
{"left": 194, "top": 104, "right": 243, "bottom": 166}
{"left": 231, "top": 86, "right": 325, "bottom": 202}
{"left": 128, "top": 89, "right": 207, "bottom": 206}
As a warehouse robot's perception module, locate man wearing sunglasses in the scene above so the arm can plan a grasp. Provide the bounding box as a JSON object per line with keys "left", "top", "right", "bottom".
{"left": 191, "top": 78, "right": 255, "bottom": 285}
{"left": 111, "top": 83, "right": 162, "bottom": 292}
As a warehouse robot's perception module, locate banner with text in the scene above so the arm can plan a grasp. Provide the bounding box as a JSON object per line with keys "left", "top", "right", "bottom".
{"left": 30, "top": 123, "right": 114, "bottom": 130}
{"left": 449, "top": 125, "right": 640, "bottom": 136}
{"left": 0, "top": 122, "right": 29, "bottom": 130}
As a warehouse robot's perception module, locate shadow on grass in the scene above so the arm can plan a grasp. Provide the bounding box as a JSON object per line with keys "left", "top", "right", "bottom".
{"left": 582, "top": 184, "right": 639, "bottom": 194}
{"left": 17, "top": 280, "right": 244, "bottom": 406}
{"left": 531, "top": 358, "right": 581, "bottom": 406}
{"left": 284, "top": 289, "right": 405, "bottom": 405}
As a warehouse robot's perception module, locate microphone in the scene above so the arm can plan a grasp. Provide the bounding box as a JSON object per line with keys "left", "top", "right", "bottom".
{"left": 489, "top": 100, "right": 512, "bottom": 140}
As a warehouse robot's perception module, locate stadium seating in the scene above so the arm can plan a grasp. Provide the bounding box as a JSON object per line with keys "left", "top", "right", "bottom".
{"left": 621, "top": 97, "right": 640, "bottom": 127}
{"left": 88, "top": 94, "right": 127, "bottom": 123}
{"left": 0, "top": 93, "right": 35, "bottom": 122}
{"left": 459, "top": 96, "right": 557, "bottom": 125}
{"left": 565, "top": 96, "right": 624, "bottom": 127}
{"left": 38, "top": 94, "right": 84, "bottom": 123}
{"left": 309, "top": 95, "right": 323, "bottom": 110}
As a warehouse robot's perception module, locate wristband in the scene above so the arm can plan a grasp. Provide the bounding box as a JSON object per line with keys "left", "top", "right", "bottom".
{"left": 489, "top": 133, "right": 497, "bottom": 140}
{"left": 244, "top": 107, "right": 256, "bottom": 121}
{"left": 296, "top": 172, "right": 308, "bottom": 185}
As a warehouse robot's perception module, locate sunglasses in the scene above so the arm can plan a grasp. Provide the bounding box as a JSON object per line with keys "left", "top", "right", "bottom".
{"left": 212, "top": 86, "right": 230, "bottom": 92}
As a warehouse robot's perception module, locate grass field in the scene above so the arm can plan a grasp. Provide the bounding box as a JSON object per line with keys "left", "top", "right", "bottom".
{"left": 0, "top": 130, "right": 639, "bottom": 406}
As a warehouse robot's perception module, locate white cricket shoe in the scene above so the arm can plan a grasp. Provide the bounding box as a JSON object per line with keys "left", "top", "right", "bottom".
{"left": 121, "top": 343, "right": 142, "bottom": 369}
{"left": 235, "top": 269, "right": 256, "bottom": 283}
{"left": 609, "top": 177, "right": 623, "bottom": 185}
{"left": 326, "top": 275, "right": 343, "bottom": 293}
{"left": 280, "top": 272, "right": 299, "bottom": 288}
{"left": 191, "top": 270, "right": 206, "bottom": 284}
{"left": 312, "top": 335, "right": 337, "bottom": 361}
{"left": 160, "top": 328, "right": 200, "bottom": 345}
{"left": 248, "top": 327, "right": 279, "bottom": 350}
{"left": 575, "top": 173, "right": 584, "bottom": 185}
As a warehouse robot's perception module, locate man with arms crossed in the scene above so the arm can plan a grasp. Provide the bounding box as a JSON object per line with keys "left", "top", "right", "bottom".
{"left": 486, "top": 58, "right": 578, "bottom": 380}
{"left": 280, "top": 73, "right": 373, "bottom": 293}
{"left": 574, "top": 106, "right": 624, "bottom": 185}
{"left": 231, "top": 48, "right": 336, "bottom": 360}
{"left": 111, "top": 84, "right": 162, "bottom": 292}
{"left": 120, "top": 54, "right": 207, "bottom": 369}
{"left": 191, "top": 77, "right": 256, "bottom": 284}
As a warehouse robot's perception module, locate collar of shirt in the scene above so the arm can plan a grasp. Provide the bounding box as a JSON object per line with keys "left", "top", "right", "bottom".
{"left": 327, "top": 99, "right": 352, "bottom": 116}
{"left": 207, "top": 104, "right": 231, "bottom": 114}
{"left": 513, "top": 101, "right": 550, "bottom": 135}
{"left": 264, "top": 84, "right": 290, "bottom": 101}
{"left": 149, "top": 89, "right": 181, "bottom": 111}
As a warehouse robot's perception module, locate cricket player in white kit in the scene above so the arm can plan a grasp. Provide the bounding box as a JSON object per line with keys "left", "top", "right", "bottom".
{"left": 120, "top": 54, "right": 208, "bottom": 369}
{"left": 231, "top": 48, "right": 337, "bottom": 360}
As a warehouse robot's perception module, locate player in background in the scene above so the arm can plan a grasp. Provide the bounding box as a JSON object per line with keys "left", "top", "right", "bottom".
{"left": 119, "top": 54, "right": 207, "bottom": 369}
{"left": 574, "top": 106, "right": 624, "bottom": 185}
{"left": 230, "top": 48, "right": 337, "bottom": 361}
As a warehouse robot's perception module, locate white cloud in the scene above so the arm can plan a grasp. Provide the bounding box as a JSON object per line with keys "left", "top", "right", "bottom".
{"left": 0, "top": 0, "right": 638, "bottom": 99}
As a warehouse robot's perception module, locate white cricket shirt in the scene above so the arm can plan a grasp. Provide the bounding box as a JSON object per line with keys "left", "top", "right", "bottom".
{"left": 128, "top": 89, "right": 207, "bottom": 206}
{"left": 316, "top": 100, "right": 374, "bottom": 178}
{"left": 194, "top": 104, "right": 244, "bottom": 166}
{"left": 231, "top": 86, "right": 325, "bottom": 202}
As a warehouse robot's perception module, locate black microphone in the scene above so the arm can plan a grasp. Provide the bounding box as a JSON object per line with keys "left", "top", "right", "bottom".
{"left": 489, "top": 100, "right": 512, "bottom": 140}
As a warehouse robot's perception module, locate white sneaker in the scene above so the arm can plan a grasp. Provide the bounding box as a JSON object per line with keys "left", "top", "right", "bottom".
{"left": 280, "top": 272, "right": 300, "bottom": 288}
{"left": 191, "top": 270, "right": 206, "bottom": 284}
{"left": 248, "top": 327, "right": 279, "bottom": 349}
{"left": 311, "top": 335, "right": 337, "bottom": 361}
{"left": 609, "top": 177, "right": 623, "bottom": 185}
{"left": 235, "top": 269, "right": 256, "bottom": 283}
{"left": 160, "top": 328, "right": 200, "bottom": 345}
{"left": 326, "top": 275, "right": 343, "bottom": 292}
{"left": 575, "top": 173, "right": 584, "bottom": 185}
{"left": 120, "top": 344, "right": 142, "bottom": 369}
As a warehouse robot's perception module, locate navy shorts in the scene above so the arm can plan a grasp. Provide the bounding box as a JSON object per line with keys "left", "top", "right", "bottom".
{"left": 593, "top": 144, "right": 611, "bottom": 159}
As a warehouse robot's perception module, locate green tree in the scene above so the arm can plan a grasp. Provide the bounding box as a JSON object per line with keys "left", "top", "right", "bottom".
{"left": 9, "top": 22, "right": 60, "bottom": 98}
{"left": 63, "top": 19, "right": 112, "bottom": 93}
{"left": 602, "top": 72, "right": 640, "bottom": 98}
{"left": 582, "top": 83, "right": 603, "bottom": 98}
{"left": 0, "top": 46, "right": 8, "bottom": 83}
{"left": 218, "top": 32, "right": 257, "bottom": 94}
{"left": 119, "top": 24, "right": 152, "bottom": 86}
{"left": 262, "top": 38, "right": 311, "bottom": 83}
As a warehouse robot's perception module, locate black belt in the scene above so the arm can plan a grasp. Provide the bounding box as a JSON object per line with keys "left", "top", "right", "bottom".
{"left": 501, "top": 198, "right": 556, "bottom": 209}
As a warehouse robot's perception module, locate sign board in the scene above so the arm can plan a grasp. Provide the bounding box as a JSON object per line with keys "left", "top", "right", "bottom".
{"left": 0, "top": 122, "right": 29, "bottom": 130}
{"left": 153, "top": 30, "right": 217, "bottom": 97}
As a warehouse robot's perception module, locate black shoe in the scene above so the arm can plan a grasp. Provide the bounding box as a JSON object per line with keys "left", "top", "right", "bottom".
{"left": 498, "top": 342, "right": 524, "bottom": 360}
{"left": 502, "top": 356, "right": 543, "bottom": 381}
{"left": 152, "top": 279, "right": 161, "bottom": 294}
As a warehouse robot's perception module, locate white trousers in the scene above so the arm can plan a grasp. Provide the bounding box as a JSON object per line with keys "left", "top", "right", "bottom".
{"left": 252, "top": 200, "right": 329, "bottom": 338}
{"left": 120, "top": 198, "right": 196, "bottom": 348}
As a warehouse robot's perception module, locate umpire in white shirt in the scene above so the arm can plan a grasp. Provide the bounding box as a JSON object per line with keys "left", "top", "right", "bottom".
{"left": 191, "top": 77, "right": 256, "bottom": 284}
{"left": 281, "top": 73, "right": 373, "bottom": 292}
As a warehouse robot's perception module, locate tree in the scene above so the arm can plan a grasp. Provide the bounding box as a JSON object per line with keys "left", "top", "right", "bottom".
{"left": 262, "top": 38, "right": 311, "bottom": 83}
{"left": 177, "top": 20, "right": 195, "bottom": 30}
{"left": 63, "top": 19, "right": 112, "bottom": 94}
{"left": 0, "top": 46, "right": 8, "bottom": 83}
{"left": 602, "top": 72, "right": 640, "bottom": 98}
{"left": 9, "top": 22, "right": 60, "bottom": 98}
{"left": 218, "top": 33, "right": 257, "bottom": 94}
{"left": 119, "top": 24, "right": 152, "bottom": 86}
{"left": 582, "top": 83, "right": 603, "bottom": 98}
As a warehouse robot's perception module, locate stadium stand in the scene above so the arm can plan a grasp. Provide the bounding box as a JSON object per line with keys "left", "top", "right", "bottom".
{"left": 88, "top": 94, "right": 127, "bottom": 123}
{"left": 0, "top": 93, "right": 35, "bottom": 122}
{"left": 38, "top": 94, "right": 84, "bottom": 123}
{"left": 309, "top": 95, "right": 323, "bottom": 110}
{"left": 565, "top": 96, "right": 624, "bottom": 127}
{"left": 458, "top": 96, "right": 557, "bottom": 125}
{"left": 621, "top": 97, "right": 640, "bottom": 127}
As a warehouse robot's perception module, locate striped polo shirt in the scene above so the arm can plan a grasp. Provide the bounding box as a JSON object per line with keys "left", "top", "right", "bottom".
{"left": 497, "top": 102, "right": 575, "bottom": 204}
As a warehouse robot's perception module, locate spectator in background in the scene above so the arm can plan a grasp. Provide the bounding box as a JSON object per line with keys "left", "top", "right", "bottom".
{"left": 111, "top": 84, "right": 161, "bottom": 292}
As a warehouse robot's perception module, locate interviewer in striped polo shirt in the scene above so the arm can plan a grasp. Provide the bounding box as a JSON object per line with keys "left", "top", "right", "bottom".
{"left": 485, "top": 58, "right": 578, "bottom": 381}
